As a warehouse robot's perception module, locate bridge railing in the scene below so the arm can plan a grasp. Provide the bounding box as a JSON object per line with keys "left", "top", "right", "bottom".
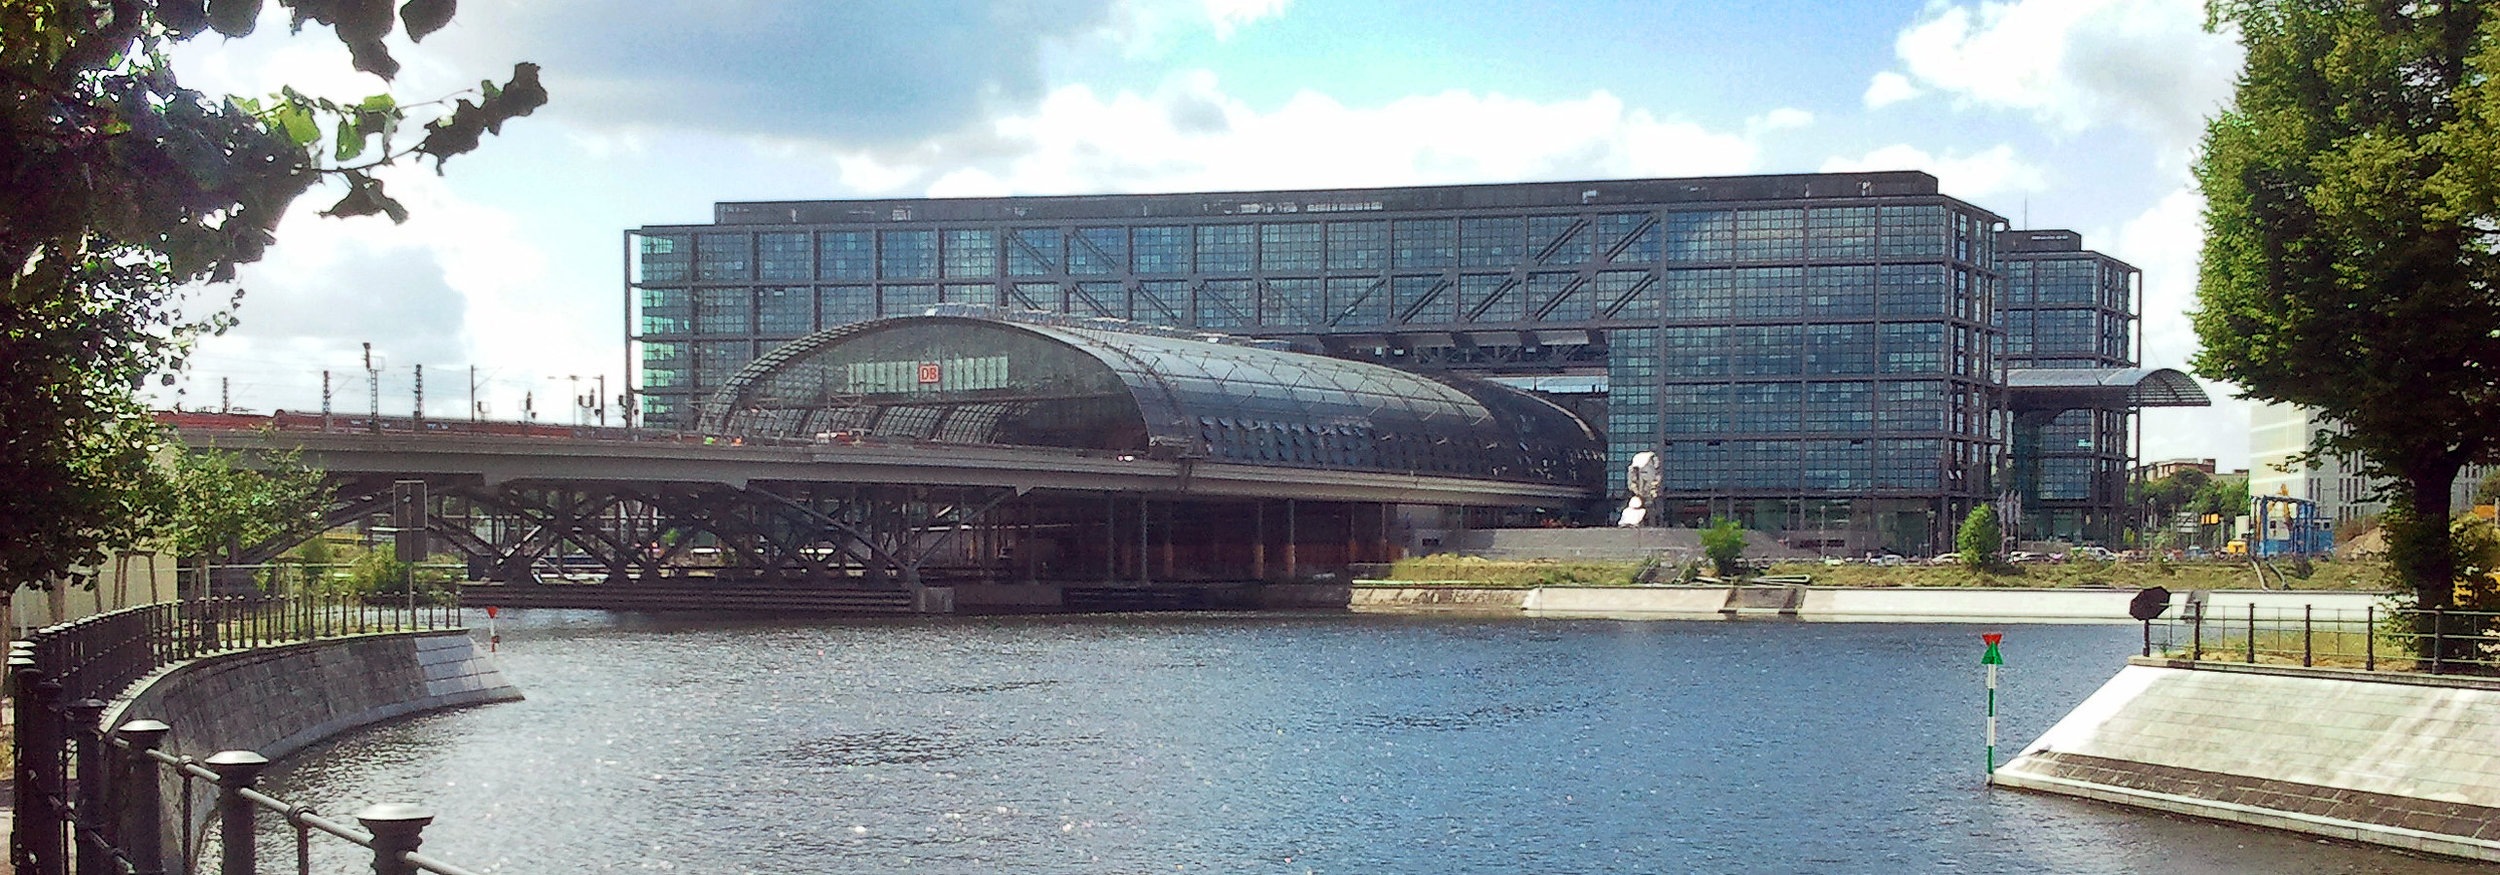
{"left": 2146, "top": 602, "right": 2500, "bottom": 674}
{"left": 10, "top": 595, "right": 479, "bottom": 875}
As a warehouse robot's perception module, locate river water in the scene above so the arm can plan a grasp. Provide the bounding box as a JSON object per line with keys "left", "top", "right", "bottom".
{"left": 263, "top": 611, "right": 2483, "bottom": 874}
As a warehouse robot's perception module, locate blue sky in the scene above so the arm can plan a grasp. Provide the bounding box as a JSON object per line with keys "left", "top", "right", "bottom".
{"left": 162, "top": 0, "right": 2251, "bottom": 466}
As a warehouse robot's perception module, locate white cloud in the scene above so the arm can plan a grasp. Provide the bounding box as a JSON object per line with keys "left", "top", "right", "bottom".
{"left": 1202, "top": 0, "right": 1292, "bottom": 39}
{"left": 1863, "top": 71, "right": 1921, "bottom": 108}
{"left": 2103, "top": 185, "right": 2255, "bottom": 469}
{"left": 1883, "top": 0, "right": 2238, "bottom": 154}
{"left": 821, "top": 73, "right": 1768, "bottom": 197}
{"left": 1820, "top": 143, "right": 2046, "bottom": 202}
{"left": 1748, "top": 107, "right": 1815, "bottom": 134}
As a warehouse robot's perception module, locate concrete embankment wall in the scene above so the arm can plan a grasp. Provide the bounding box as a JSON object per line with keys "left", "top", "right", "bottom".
{"left": 1993, "top": 661, "right": 2500, "bottom": 861}
{"left": 1353, "top": 585, "right": 2384, "bottom": 624}
{"left": 106, "top": 630, "right": 522, "bottom": 761}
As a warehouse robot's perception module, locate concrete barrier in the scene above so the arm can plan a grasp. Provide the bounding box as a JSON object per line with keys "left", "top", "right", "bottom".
{"left": 1523, "top": 586, "right": 1733, "bottom": 618}
{"left": 1993, "top": 661, "right": 2500, "bottom": 862}
{"left": 1353, "top": 584, "right": 2391, "bottom": 625}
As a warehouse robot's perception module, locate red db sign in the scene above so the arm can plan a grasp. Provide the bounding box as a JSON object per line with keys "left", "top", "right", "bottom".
{"left": 917, "top": 362, "right": 941, "bottom": 384}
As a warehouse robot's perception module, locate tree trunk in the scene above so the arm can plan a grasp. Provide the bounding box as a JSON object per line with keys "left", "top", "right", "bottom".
{"left": 2390, "top": 457, "right": 2475, "bottom": 670}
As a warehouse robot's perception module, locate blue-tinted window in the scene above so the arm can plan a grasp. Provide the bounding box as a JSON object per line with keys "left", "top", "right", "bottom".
{"left": 1134, "top": 280, "right": 1185, "bottom": 324}
{"left": 1394, "top": 275, "right": 1448, "bottom": 323}
{"left": 1879, "top": 206, "right": 1945, "bottom": 258}
{"left": 1601, "top": 213, "right": 1660, "bottom": 263}
{"left": 1459, "top": 274, "right": 1518, "bottom": 323}
{"left": 757, "top": 286, "right": 812, "bottom": 336}
{"left": 881, "top": 283, "right": 937, "bottom": 315}
{"left": 1459, "top": 216, "right": 1523, "bottom": 268}
{"left": 1733, "top": 209, "right": 1802, "bottom": 261}
{"left": 1393, "top": 219, "right": 1455, "bottom": 269}
{"left": 1007, "top": 281, "right": 1058, "bottom": 311}
{"left": 639, "top": 287, "right": 689, "bottom": 335}
{"left": 1198, "top": 279, "right": 1253, "bottom": 328}
{"left": 1007, "top": 229, "right": 1060, "bottom": 277}
{"left": 1070, "top": 281, "right": 1122, "bottom": 317}
{"left": 1328, "top": 276, "right": 1388, "bottom": 325}
{"left": 1134, "top": 227, "right": 1191, "bottom": 274}
{"left": 694, "top": 288, "right": 750, "bottom": 334}
{"left": 819, "top": 231, "right": 874, "bottom": 281}
{"left": 943, "top": 229, "right": 996, "bottom": 279}
{"left": 1069, "top": 228, "right": 1126, "bottom": 275}
{"left": 1261, "top": 223, "right": 1322, "bottom": 272}
{"left": 1327, "top": 221, "right": 1388, "bottom": 271}
{"left": 1263, "top": 278, "right": 1323, "bottom": 326}
{"left": 1666, "top": 269, "right": 1731, "bottom": 320}
{"left": 1667, "top": 211, "right": 1733, "bottom": 262}
{"left": 639, "top": 234, "right": 691, "bottom": 282}
{"left": 757, "top": 232, "right": 810, "bottom": 280}
{"left": 1805, "top": 265, "right": 1874, "bottom": 316}
{"left": 696, "top": 233, "right": 749, "bottom": 281}
{"left": 1806, "top": 207, "right": 1876, "bottom": 259}
{"left": 879, "top": 230, "right": 936, "bottom": 279}
{"left": 1596, "top": 270, "right": 1658, "bottom": 319}
{"left": 1197, "top": 224, "right": 1255, "bottom": 274}
{"left": 1531, "top": 215, "right": 1592, "bottom": 264}
{"left": 820, "top": 286, "right": 874, "bottom": 325}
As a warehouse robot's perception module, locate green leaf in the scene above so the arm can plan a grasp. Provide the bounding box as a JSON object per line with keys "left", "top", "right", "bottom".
{"left": 334, "top": 116, "right": 365, "bottom": 161}
{"left": 275, "top": 103, "right": 318, "bottom": 145}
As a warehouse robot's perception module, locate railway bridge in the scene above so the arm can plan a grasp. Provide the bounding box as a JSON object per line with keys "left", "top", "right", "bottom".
{"left": 177, "top": 314, "right": 1601, "bottom": 613}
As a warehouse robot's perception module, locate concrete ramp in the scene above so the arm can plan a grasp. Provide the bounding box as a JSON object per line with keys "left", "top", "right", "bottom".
{"left": 1722, "top": 585, "right": 1804, "bottom": 617}
{"left": 1993, "top": 661, "right": 2500, "bottom": 861}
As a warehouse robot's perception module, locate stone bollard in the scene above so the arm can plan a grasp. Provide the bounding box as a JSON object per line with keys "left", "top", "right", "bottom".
{"left": 203, "top": 751, "right": 270, "bottom": 875}
{"left": 357, "top": 803, "right": 436, "bottom": 875}
{"left": 117, "top": 720, "right": 172, "bottom": 875}
{"left": 66, "top": 697, "right": 109, "bottom": 874}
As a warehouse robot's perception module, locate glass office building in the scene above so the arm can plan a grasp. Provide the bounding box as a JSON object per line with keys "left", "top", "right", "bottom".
{"left": 1998, "top": 230, "right": 2141, "bottom": 546}
{"left": 628, "top": 172, "right": 2172, "bottom": 553}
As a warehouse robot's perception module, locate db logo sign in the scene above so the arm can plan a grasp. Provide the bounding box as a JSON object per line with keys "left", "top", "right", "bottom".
{"left": 917, "top": 362, "right": 941, "bottom": 384}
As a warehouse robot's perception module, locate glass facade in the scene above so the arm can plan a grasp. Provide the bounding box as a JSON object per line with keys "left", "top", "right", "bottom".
{"left": 1998, "top": 230, "right": 2141, "bottom": 545}
{"left": 700, "top": 317, "right": 1602, "bottom": 486}
{"left": 629, "top": 173, "right": 2149, "bottom": 554}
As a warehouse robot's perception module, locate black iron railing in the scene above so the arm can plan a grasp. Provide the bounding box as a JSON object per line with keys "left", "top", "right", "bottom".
{"left": 2145, "top": 602, "right": 2500, "bottom": 674}
{"left": 11, "top": 594, "right": 484, "bottom": 875}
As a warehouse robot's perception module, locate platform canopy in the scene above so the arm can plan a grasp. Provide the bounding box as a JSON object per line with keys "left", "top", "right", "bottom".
{"left": 698, "top": 314, "right": 1602, "bottom": 486}
{"left": 2005, "top": 367, "right": 2210, "bottom": 411}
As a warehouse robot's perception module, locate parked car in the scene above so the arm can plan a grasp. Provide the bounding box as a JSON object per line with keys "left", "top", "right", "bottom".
{"left": 2072, "top": 546, "right": 2118, "bottom": 562}
{"left": 1929, "top": 552, "right": 1961, "bottom": 565}
{"left": 2008, "top": 551, "right": 2042, "bottom": 563}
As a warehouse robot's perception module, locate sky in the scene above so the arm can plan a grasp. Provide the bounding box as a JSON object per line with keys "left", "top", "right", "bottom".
{"left": 158, "top": 0, "right": 2254, "bottom": 467}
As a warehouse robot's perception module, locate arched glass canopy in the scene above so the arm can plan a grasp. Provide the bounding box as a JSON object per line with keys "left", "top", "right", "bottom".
{"left": 698, "top": 315, "right": 1603, "bottom": 486}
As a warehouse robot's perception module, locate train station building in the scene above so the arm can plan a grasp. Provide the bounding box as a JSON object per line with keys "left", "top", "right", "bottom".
{"left": 625, "top": 172, "right": 2206, "bottom": 554}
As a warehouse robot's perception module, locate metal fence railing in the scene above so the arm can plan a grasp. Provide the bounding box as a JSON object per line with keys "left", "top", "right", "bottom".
{"left": 2146, "top": 602, "right": 2500, "bottom": 674}
{"left": 12, "top": 594, "right": 485, "bottom": 875}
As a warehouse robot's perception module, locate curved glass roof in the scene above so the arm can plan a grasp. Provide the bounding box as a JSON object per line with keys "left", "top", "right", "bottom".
{"left": 2006, "top": 367, "right": 2210, "bottom": 409}
{"left": 698, "top": 315, "right": 1602, "bottom": 486}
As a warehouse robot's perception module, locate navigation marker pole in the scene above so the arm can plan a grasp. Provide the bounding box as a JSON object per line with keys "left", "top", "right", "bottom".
{"left": 1981, "top": 632, "right": 2004, "bottom": 775}
{"left": 485, "top": 605, "right": 500, "bottom": 652}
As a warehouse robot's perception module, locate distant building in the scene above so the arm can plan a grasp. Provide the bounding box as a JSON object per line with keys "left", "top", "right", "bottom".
{"left": 2248, "top": 402, "right": 2488, "bottom": 523}
{"left": 1997, "top": 229, "right": 2149, "bottom": 546}
{"left": 2137, "top": 458, "right": 2219, "bottom": 480}
{"left": 626, "top": 172, "right": 2206, "bottom": 554}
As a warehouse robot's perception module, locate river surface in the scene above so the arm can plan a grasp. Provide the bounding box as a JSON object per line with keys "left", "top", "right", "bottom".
{"left": 262, "top": 611, "right": 2486, "bottom": 873}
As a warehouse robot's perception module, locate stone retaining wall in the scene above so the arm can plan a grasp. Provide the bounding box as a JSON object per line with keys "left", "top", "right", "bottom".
{"left": 105, "top": 630, "right": 522, "bottom": 761}
{"left": 1991, "top": 661, "right": 2500, "bottom": 861}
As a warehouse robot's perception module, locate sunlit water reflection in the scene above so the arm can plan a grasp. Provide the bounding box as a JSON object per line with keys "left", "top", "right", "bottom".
{"left": 261, "top": 611, "right": 2484, "bottom": 873}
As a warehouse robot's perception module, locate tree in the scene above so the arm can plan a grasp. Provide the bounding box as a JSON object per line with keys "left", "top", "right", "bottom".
{"left": 162, "top": 439, "right": 330, "bottom": 597}
{"left": 1957, "top": 505, "right": 2002, "bottom": 569}
{"left": 1699, "top": 517, "right": 1746, "bottom": 578}
{"left": 2193, "top": 0, "right": 2500, "bottom": 619}
{"left": 1, "top": 1, "right": 544, "bottom": 595}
